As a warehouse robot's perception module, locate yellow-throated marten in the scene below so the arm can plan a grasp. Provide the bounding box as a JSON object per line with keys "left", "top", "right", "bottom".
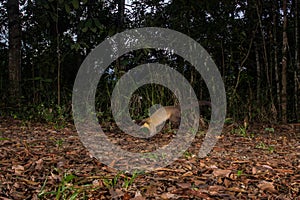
{"left": 140, "top": 101, "right": 211, "bottom": 134}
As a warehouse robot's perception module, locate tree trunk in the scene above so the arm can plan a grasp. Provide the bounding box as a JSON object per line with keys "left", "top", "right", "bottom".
{"left": 272, "top": 2, "right": 281, "bottom": 119}
{"left": 115, "top": 0, "right": 125, "bottom": 78}
{"left": 118, "top": 0, "right": 125, "bottom": 30}
{"left": 294, "top": 0, "right": 300, "bottom": 121}
{"left": 281, "top": 0, "right": 288, "bottom": 123}
{"left": 254, "top": 41, "right": 261, "bottom": 104}
{"left": 56, "top": 1, "right": 61, "bottom": 106}
{"left": 7, "top": 0, "right": 21, "bottom": 104}
{"left": 256, "top": 1, "right": 273, "bottom": 105}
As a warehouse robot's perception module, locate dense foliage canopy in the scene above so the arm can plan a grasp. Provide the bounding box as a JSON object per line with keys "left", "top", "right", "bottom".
{"left": 0, "top": 0, "right": 299, "bottom": 123}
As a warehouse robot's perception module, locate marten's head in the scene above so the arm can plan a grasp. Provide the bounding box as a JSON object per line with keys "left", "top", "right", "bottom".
{"left": 141, "top": 122, "right": 150, "bottom": 129}
{"left": 139, "top": 118, "right": 151, "bottom": 129}
{"left": 139, "top": 120, "right": 155, "bottom": 136}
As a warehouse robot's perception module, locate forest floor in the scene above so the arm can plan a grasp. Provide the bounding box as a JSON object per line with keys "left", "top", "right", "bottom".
{"left": 0, "top": 117, "right": 299, "bottom": 200}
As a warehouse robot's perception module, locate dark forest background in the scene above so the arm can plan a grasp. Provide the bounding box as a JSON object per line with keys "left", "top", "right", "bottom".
{"left": 1, "top": 0, "right": 299, "bottom": 124}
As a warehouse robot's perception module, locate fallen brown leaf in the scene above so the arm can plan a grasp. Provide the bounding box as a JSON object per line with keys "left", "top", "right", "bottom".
{"left": 257, "top": 181, "right": 278, "bottom": 193}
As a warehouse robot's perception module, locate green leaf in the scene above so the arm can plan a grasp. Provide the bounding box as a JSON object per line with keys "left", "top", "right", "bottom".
{"left": 93, "top": 18, "right": 102, "bottom": 29}
{"left": 71, "top": 43, "right": 81, "bottom": 51}
{"left": 72, "top": 0, "right": 79, "bottom": 9}
{"left": 82, "top": 27, "right": 88, "bottom": 32}
{"left": 108, "top": 28, "right": 116, "bottom": 36}
{"left": 91, "top": 27, "right": 97, "bottom": 33}
{"left": 65, "top": 174, "right": 76, "bottom": 182}
{"left": 43, "top": 3, "right": 50, "bottom": 9}
{"left": 69, "top": 192, "right": 79, "bottom": 200}
{"left": 65, "top": 4, "right": 71, "bottom": 13}
{"left": 265, "top": 127, "right": 274, "bottom": 132}
{"left": 86, "top": 19, "right": 92, "bottom": 28}
{"left": 43, "top": 79, "right": 53, "bottom": 83}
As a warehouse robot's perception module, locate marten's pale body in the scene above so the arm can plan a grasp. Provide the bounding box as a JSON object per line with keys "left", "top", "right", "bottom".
{"left": 141, "top": 101, "right": 211, "bottom": 134}
{"left": 141, "top": 106, "right": 180, "bottom": 134}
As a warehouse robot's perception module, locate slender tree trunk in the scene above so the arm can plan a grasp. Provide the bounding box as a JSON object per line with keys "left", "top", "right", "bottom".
{"left": 254, "top": 41, "right": 261, "bottom": 104}
{"left": 221, "top": 41, "right": 225, "bottom": 79}
{"left": 272, "top": 2, "right": 281, "bottom": 119}
{"left": 294, "top": 0, "right": 300, "bottom": 121}
{"left": 7, "top": 0, "right": 21, "bottom": 104}
{"left": 115, "top": 0, "right": 125, "bottom": 77}
{"left": 256, "top": 1, "right": 273, "bottom": 105}
{"left": 56, "top": 1, "right": 61, "bottom": 106}
{"left": 118, "top": 0, "right": 125, "bottom": 30}
{"left": 281, "top": 0, "right": 288, "bottom": 123}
